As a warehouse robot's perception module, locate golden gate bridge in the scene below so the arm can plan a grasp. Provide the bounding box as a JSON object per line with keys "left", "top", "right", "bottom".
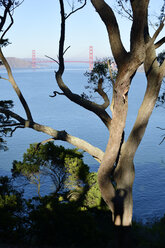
{"left": 32, "top": 46, "right": 94, "bottom": 70}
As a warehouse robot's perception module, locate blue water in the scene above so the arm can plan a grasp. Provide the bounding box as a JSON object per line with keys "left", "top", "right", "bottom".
{"left": 0, "top": 67, "right": 165, "bottom": 222}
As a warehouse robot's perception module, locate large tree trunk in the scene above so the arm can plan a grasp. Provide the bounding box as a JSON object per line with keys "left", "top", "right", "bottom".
{"left": 113, "top": 143, "right": 135, "bottom": 227}
{"left": 98, "top": 43, "right": 164, "bottom": 247}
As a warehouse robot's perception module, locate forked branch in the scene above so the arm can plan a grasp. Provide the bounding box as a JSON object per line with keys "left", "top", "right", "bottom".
{"left": 95, "top": 78, "right": 110, "bottom": 109}
{"left": 91, "top": 0, "right": 128, "bottom": 67}
{"left": 65, "top": 0, "right": 87, "bottom": 19}
{"left": 0, "top": 108, "right": 104, "bottom": 163}
{"left": 56, "top": 0, "right": 111, "bottom": 129}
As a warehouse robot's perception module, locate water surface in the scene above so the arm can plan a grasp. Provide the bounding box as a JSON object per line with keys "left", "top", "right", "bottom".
{"left": 0, "top": 67, "right": 165, "bottom": 222}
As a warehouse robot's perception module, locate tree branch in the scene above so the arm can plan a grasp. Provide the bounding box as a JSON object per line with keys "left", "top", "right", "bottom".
{"left": 91, "top": 0, "right": 127, "bottom": 68}
{"left": 45, "top": 55, "right": 59, "bottom": 65}
{"left": 10, "top": 125, "right": 24, "bottom": 136}
{"left": 0, "top": 123, "right": 22, "bottom": 128}
{"left": 95, "top": 78, "right": 110, "bottom": 109}
{"left": 65, "top": 0, "right": 87, "bottom": 19}
{"left": 130, "top": 0, "right": 149, "bottom": 56}
{"left": 155, "top": 37, "right": 165, "bottom": 49}
{"left": 49, "top": 91, "right": 64, "bottom": 97}
{"left": 125, "top": 43, "right": 163, "bottom": 159}
{"left": 1, "top": 9, "right": 14, "bottom": 41}
{"left": 151, "top": 17, "right": 165, "bottom": 43}
{"left": 56, "top": 0, "right": 111, "bottom": 129}
{"left": 0, "top": 108, "right": 104, "bottom": 163}
{"left": 0, "top": 1, "right": 12, "bottom": 34}
{"left": 56, "top": 72, "right": 111, "bottom": 128}
{"left": 11, "top": 0, "right": 25, "bottom": 12}
{"left": 35, "top": 138, "right": 56, "bottom": 151}
{"left": 63, "top": 45, "right": 71, "bottom": 55}
{"left": 0, "top": 108, "right": 27, "bottom": 125}
{"left": 0, "top": 48, "right": 33, "bottom": 121}
{"left": 116, "top": 0, "right": 133, "bottom": 21}
{"left": 32, "top": 122, "right": 104, "bottom": 163}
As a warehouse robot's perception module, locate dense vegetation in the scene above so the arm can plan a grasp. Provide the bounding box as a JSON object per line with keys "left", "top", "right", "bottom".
{"left": 0, "top": 143, "right": 165, "bottom": 248}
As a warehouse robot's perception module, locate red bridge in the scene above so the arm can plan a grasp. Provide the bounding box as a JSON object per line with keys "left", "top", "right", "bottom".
{"left": 32, "top": 46, "right": 93, "bottom": 70}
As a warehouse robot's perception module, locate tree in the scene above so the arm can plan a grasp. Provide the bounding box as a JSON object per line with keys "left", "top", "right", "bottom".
{"left": 0, "top": 176, "right": 25, "bottom": 242}
{"left": 0, "top": 100, "right": 16, "bottom": 150}
{"left": 0, "top": 0, "right": 165, "bottom": 247}
{"left": 12, "top": 142, "right": 90, "bottom": 199}
{"left": 12, "top": 142, "right": 103, "bottom": 210}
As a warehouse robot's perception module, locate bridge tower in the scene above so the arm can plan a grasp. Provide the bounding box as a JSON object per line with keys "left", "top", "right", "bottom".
{"left": 32, "top": 50, "right": 36, "bottom": 69}
{"left": 89, "top": 46, "right": 93, "bottom": 71}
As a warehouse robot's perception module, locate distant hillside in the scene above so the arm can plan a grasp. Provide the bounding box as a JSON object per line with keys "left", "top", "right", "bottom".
{"left": 0, "top": 57, "right": 52, "bottom": 69}
{"left": 0, "top": 57, "right": 145, "bottom": 71}
{"left": 4, "top": 57, "right": 33, "bottom": 68}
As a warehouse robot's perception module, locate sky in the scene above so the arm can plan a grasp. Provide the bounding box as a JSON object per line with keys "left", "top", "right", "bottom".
{"left": 2, "top": 0, "right": 165, "bottom": 60}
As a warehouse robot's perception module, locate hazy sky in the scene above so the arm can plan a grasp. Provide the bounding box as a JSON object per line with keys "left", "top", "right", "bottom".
{"left": 2, "top": 0, "right": 165, "bottom": 59}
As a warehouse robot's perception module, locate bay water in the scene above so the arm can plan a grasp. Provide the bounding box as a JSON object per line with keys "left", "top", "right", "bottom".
{"left": 0, "top": 65, "right": 165, "bottom": 222}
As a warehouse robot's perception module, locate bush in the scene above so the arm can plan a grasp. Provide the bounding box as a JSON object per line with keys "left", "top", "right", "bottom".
{"left": 0, "top": 176, "right": 25, "bottom": 244}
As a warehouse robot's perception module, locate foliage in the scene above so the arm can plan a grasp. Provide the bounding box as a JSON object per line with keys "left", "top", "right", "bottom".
{"left": 156, "top": 51, "right": 165, "bottom": 107}
{"left": 157, "top": 50, "right": 165, "bottom": 66}
{"left": 0, "top": 176, "right": 25, "bottom": 243}
{"left": 24, "top": 195, "right": 113, "bottom": 248}
{"left": 1, "top": 151, "right": 165, "bottom": 247}
{"left": 158, "top": 0, "right": 165, "bottom": 22}
{"left": 0, "top": 1, "right": 23, "bottom": 47}
{"left": 0, "top": 100, "right": 15, "bottom": 151}
{"left": 83, "top": 58, "right": 116, "bottom": 100}
{"left": 116, "top": 0, "right": 132, "bottom": 20}
{"left": 83, "top": 172, "right": 103, "bottom": 208}
{"left": 12, "top": 142, "right": 90, "bottom": 197}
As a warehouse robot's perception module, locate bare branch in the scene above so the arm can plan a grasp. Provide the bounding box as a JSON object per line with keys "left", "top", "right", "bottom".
{"left": 1, "top": 10, "right": 14, "bottom": 41}
{"left": 0, "top": 76, "right": 8, "bottom": 80}
{"left": 45, "top": 55, "right": 59, "bottom": 65}
{"left": 157, "top": 126, "right": 165, "bottom": 145}
{"left": 0, "top": 1, "right": 12, "bottom": 35}
{"left": 0, "top": 108, "right": 104, "bottom": 163}
{"left": 0, "top": 123, "right": 22, "bottom": 128}
{"left": 0, "top": 48, "right": 33, "bottom": 121}
{"left": 56, "top": 72, "right": 111, "bottom": 128}
{"left": 125, "top": 43, "right": 163, "bottom": 158}
{"left": 155, "top": 37, "right": 165, "bottom": 49}
{"left": 159, "top": 136, "right": 165, "bottom": 145}
{"left": 37, "top": 138, "right": 55, "bottom": 145}
{"left": 116, "top": 0, "right": 133, "bottom": 21}
{"left": 10, "top": 125, "right": 24, "bottom": 136}
{"left": 151, "top": 17, "right": 165, "bottom": 43}
{"left": 157, "top": 127, "right": 165, "bottom": 130}
{"left": 0, "top": 108, "right": 26, "bottom": 125}
{"left": 49, "top": 91, "right": 64, "bottom": 97}
{"left": 95, "top": 78, "right": 110, "bottom": 109}
{"left": 11, "top": 0, "right": 25, "bottom": 12}
{"left": 91, "top": 0, "right": 127, "bottom": 67}
{"left": 32, "top": 122, "right": 104, "bottom": 163}
{"left": 56, "top": 0, "right": 111, "bottom": 129}
{"left": 130, "top": 0, "right": 149, "bottom": 56}
{"left": 63, "top": 45, "right": 71, "bottom": 55}
{"left": 65, "top": 0, "right": 87, "bottom": 19}
{"left": 34, "top": 138, "right": 55, "bottom": 153}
